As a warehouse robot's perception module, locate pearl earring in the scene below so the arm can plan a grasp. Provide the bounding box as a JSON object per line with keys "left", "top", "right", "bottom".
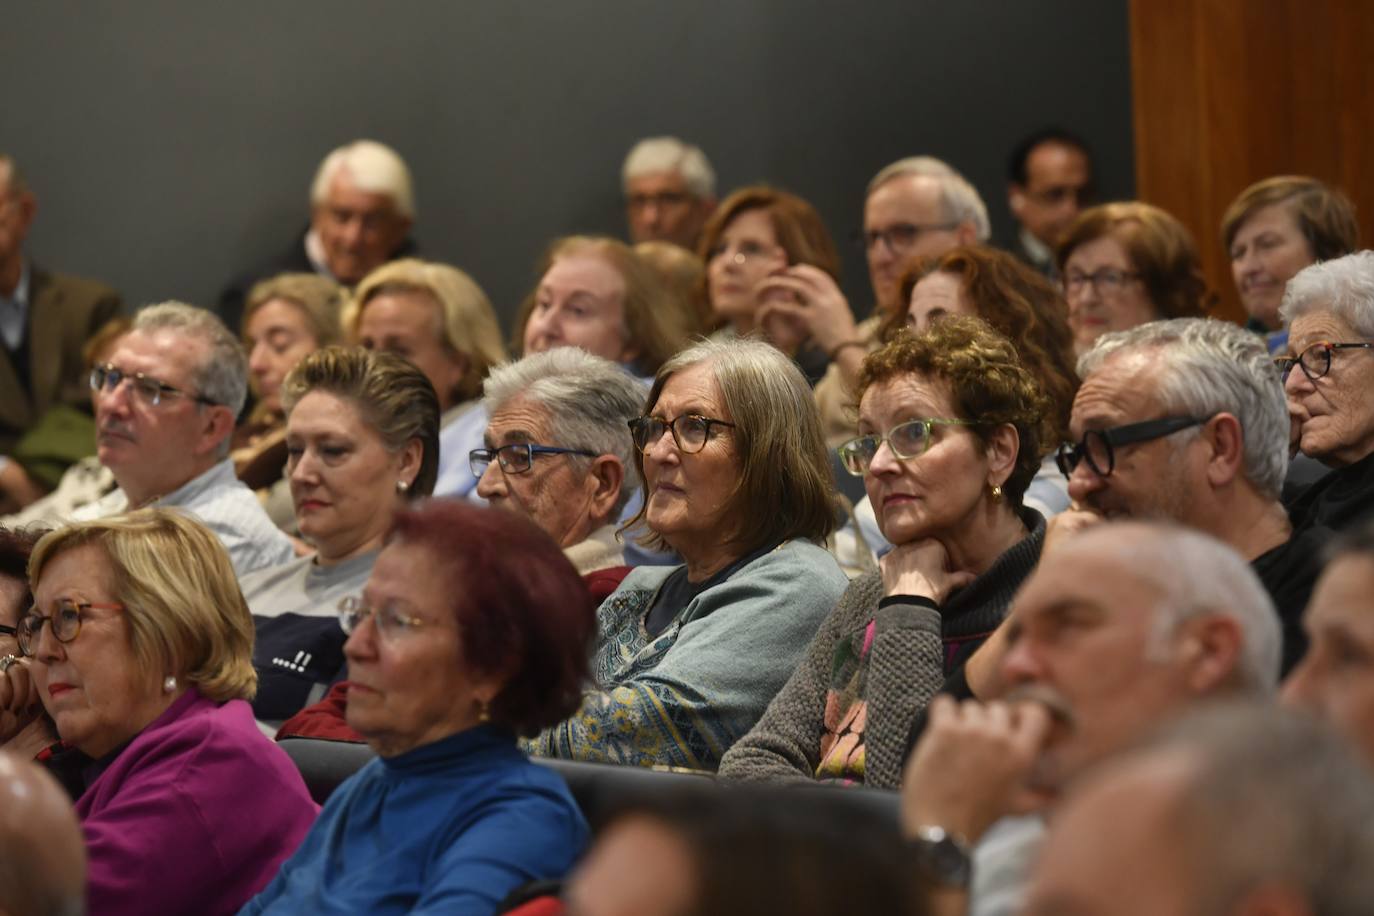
{"left": 396, "top": 480, "right": 410, "bottom": 494}
{"left": 163, "top": 675, "right": 178, "bottom": 693}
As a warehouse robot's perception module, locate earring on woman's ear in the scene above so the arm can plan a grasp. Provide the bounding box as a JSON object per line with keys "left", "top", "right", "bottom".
{"left": 478, "top": 700, "right": 490, "bottom": 723}
{"left": 396, "top": 480, "right": 410, "bottom": 494}
{"left": 990, "top": 484, "right": 1003, "bottom": 501}
{"left": 163, "top": 675, "right": 178, "bottom": 693}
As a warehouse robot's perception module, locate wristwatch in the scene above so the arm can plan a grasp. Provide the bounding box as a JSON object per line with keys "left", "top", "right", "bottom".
{"left": 910, "top": 825, "right": 972, "bottom": 889}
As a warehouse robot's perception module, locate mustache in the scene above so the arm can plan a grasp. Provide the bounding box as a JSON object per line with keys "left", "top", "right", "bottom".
{"left": 1004, "top": 683, "right": 1075, "bottom": 730}
{"left": 98, "top": 419, "right": 136, "bottom": 440}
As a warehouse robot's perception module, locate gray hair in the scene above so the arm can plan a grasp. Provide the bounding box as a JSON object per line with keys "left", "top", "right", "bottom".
{"left": 1279, "top": 249, "right": 1374, "bottom": 336}
{"left": 310, "top": 139, "right": 416, "bottom": 220}
{"left": 865, "top": 155, "right": 991, "bottom": 241}
{"left": 0, "top": 153, "right": 28, "bottom": 197}
{"left": 131, "top": 303, "right": 248, "bottom": 451}
{"left": 622, "top": 137, "right": 717, "bottom": 200}
{"left": 1077, "top": 318, "right": 1289, "bottom": 499}
{"left": 482, "top": 348, "right": 647, "bottom": 516}
{"left": 1151, "top": 702, "right": 1374, "bottom": 914}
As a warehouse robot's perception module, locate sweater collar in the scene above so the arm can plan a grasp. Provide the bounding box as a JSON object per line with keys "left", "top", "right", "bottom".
{"left": 378, "top": 722, "right": 518, "bottom": 774}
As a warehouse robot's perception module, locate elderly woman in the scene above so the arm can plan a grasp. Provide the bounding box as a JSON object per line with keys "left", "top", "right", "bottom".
{"left": 244, "top": 501, "right": 592, "bottom": 914}
{"left": 347, "top": 258, "right": 505, "bottom": 499}
{"left": 1280, "top": 250, "right": 1374, "bottom": 533}
{"left": 635, "top": 240, "right": 713, "bottom": 336}
{"left": 1056, "top": 201, "right": 1209, "bottom": 356}
{"left": 523, "top": 337, "right": 848, "bottom": 771}
{"left": 1223, "top": 176, "right": 1359, "bottom": 353}
{"left": 239, "top": 346, "right": 439, "bottom": 731}
{"left": 516, "top": 235, "right": 690, "bottom": 379}
{"left": 719, "top": 317, "right": 1052, "bottom": 789}
{"left": 0, "top": 528, "right": 54, "bottom": 763}
{"left": 18, "top": 509, "right": 317, "bottom": 915}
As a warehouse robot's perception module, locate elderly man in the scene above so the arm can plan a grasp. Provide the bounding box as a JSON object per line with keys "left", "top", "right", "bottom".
{"left": 621, "top": 137, "right": 717, "bottom": 250}
{"left": 1056, "top": 317, "right": 1327, "bottom": 672}
{"left": 72, "top": 303, "right": 294, "bottom": 577}
{"left": 0, "top": 153, "right": 123, "bottom": 505}
{"left": 900, "top": 522, "right": 1280, "bottom": 915}
{"left": 219, "top": 140, "right": 416, "bottom": 330}
{"left": 1025, "top": 704, "right": 1374, "bottom": 915}
{"left": 1003, "top": 129, "right": 1095, "bottom": 277}
{"left": 0, "top": 752, "right": 87, "bottom": 916}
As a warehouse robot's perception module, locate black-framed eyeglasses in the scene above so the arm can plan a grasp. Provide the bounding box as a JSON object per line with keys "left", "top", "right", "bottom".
{"left": 338, "top": 596, "right": 430, "bottom": 641}
{"left": 469, "top": 443, "right": 597, "bottom": 478}
{"left": 1062, "top": 268, "right": 1141, "bottom": 298}
{"left": 837, "top": 418, "right": 974, "bottom": 477}
{"left": 1274, "top": 341, "right": 1374, "bottom": 383}
{"left": 0, "top": 623, "right": 16, "bottom": 638}
{"left": 629, "top": 414, "right": 736, "bottom": 455}
{"left": 1056, "top": 415, "right": 1209, "bottom": 480}
{"left": 90, "top": 364, "right": 219, "bottom": 408}
{"left": 853, "top": 222, "right": 961, "bottom": 254}
{"left": 17, "top": 599, "right": 126, "bottom": 657}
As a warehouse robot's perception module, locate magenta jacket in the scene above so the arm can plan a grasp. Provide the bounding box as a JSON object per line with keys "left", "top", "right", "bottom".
{"left": 75, "top": 689, "right": 318, "bottom": 916}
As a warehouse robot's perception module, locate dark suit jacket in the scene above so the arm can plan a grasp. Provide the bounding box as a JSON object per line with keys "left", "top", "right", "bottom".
{"left": 0, "top": 265, "right": 122, "bottom": 453}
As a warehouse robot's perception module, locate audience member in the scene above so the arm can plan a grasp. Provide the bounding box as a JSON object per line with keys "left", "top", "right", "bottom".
{"left": 900, "top": 522, "right": 1279, "bottom": 914}
{"left": 634, "top": 240, "right": 713, "bottom": 336}
{"left": 720, "top": 317, "right": 1051, "bottom": 788}
{"left": 241, "top": 347, "right": 439, "bottom": 732}
{"left": 72, "top": 303, "right": 295, "bottom": 576}
{"left": 1003, "top": 129, "right": 1095, "bottom": 277}
{"left": 695, "top": 185, "right": 842, "bottom": 382}
{"left": 21, "top": 509, "right": 317, "bottom": 916}
{"left": 622, "top": 137, "right": 717, "bottom": 250}
{"left": 218, "top": 139, "right": 416, "bottom": 331}
{"left": 524, "top": 337, "right": 847, "bottom": 770}
{"left": 812, "top": 156, "right": 990, "bottom": 447}
{"left": 0, "top": 752, "right": 86, "bottom": 916}
{"left": 0, "top": 154, "right": 122, "bottom": 476}
{"left": 1056, "top": 201, "right": 1208, "bottom": 355}
{"left": 1024, "top": 704, "right": 1374, "bottom": 916}
{"left": 516, "top": 235, "right": 689, "bottom": 380}
{"left": 246, "top": 501, "right": 591, "bottom": 914}
{"left": 1056, "top": 318, "right": 1325, "bottom": 673}
{"left": 0, "top": 528, "right": 54, "bottom": 763}
{"left": 1282, "top": 518, "right": 1374, "bottom": 765}
{"left": 1223, "top": 175, "right": 1359, "bottom": 353}
{"left": 347, "top": 258, "right": 505, "bottom": 498}
{"left": 1280, "top": 251, "right": 1374, "bottom": 533}
{"left": 564, "top": 788, "right": 931, "bottom": 916}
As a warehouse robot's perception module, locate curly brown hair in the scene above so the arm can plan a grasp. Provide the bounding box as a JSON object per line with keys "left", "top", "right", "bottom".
{"left": 880, "top": 245, "right": 1078, "bottom": 440}
{"left": 858, "top": 316, "right": 1055, "bottom": 508}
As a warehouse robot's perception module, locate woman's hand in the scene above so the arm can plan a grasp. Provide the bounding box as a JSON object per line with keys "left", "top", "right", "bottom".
{"left": 880, "top": 539, "right": 975, "bottom": 604}
{"left": 755, "top": 265, "right": 859, "bottom": 355}
{"left": 0, "top": 657, "right": 43, "bottom": 743}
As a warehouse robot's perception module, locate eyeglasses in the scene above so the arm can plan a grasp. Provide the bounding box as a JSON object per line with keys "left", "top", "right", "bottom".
{"left": 629, "top": 414, "right": 736, "bottom": 455}
{"left": 1063, "top": 268, "right": 1141, "bottom": 298}
{"left": 855, "top": 222, "right": 961, "bottom": 255}
{"left": 837, "top": 418, "right": 973, "bottom": 476}
{"left": 1274, "top": 341, "right": 1374, "bottom": 383}
{"left": 338, "top": 596, "right": 432, "bottom": 641}
{"left": 1056, "top": 415, "right": 1208, "bottom": 479}
{"left": 469, "top": 443, "right": 597, "bottom": 478}
{"left": 90, "top": 364, "right": 219, "bottom": 408}
{"left": 17, "top": 599, "right": 126, "bottom": 657}
{"left": 627, "top": 190, "right": 692, "bottom": 212}
{"left": 0, "top": 623, "right": 16, "bottom": 638}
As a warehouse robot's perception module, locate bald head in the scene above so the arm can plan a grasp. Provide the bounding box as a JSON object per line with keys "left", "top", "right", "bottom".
{"left": 0, "top": 753, "right": 85, "bottom": 916}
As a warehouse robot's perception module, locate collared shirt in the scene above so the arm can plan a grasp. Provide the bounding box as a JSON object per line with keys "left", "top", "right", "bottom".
{"left": 0, "top": 260, "right": 30, "bottom": 351}
{"left": 1018, "top": 227, "right": 1055, "bottom": 276}
{"left": 302, "top": 229, "right": 335, "bottom": 280}
{"left": 71, "top": 458, "right": 296, "bottom": 577}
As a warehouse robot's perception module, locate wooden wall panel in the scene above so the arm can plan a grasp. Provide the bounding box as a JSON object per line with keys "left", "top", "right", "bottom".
{"left": 1131, "top": 0, "right": 1374, "bottom": 323}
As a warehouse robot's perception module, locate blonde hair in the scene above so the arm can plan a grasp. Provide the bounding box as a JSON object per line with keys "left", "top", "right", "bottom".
{"left": 242, "top": 272, "right": 346, "bottom": 347}
{"left": 29, "top": 509, "right": 257, "bottom": 702}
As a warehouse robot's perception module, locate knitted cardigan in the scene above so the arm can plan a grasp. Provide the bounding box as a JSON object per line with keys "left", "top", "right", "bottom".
{"left": 718, "top": 510, "right": 1045, "bottom": 790}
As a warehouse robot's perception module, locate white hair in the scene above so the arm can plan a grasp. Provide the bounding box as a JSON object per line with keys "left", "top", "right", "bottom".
{"left": 1279, "top": 249, "right": 1374, "bottom": 336}
{"left": 482, "top": 347, "right": 647, "bottom": 516}
{"left": 865, "top": 155, "right": 991, "bottom": 241}
{"left": 310, "top": 139, "right": 415, "bottom": 219}
{"left": 1077, "top": 319, "right": 1289, "bottom": 500}
{"left": 621, "top": 137, "right": 717, "bottom": 199}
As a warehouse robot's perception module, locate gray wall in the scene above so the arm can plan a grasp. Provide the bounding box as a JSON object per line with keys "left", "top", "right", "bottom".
{"left": 5, "top": 0, "right": 1133, "bottom": 331}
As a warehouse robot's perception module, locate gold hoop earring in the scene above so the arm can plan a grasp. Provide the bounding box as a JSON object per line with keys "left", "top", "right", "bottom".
{"left": 990, "top": 484, "right": 1003, "bottom": 501}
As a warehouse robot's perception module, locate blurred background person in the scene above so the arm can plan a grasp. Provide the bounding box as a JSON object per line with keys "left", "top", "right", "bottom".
{"left": 240, "top": 347, "right": 439, "bottom": 733}
{"left": 347, "top": 258, "right": 505, "bottom": 500}
{"left": 219, "top": 139, "right": 417, "bottom": 332}
{"left": 1223, "top": 175, "right": 1358, "bottom": 354}
{"left": 721, "top": 317, "right": 1051, "bottom": 788}
{"left": 622, "top": 136, "right": 718, "bottom": 250}
{"left": 1003, "top": 128, "right": 1096, "bottom": 278}
{"left": 524, "top": 337, "right": 847, "bottom": 770}
{"left": 0, "top": 752, "right": 87, "bottom": 916}
{"left": 515, "top": 235, "right": 689, "bottom": 382}
{"left": 0, "top": 528, "right": 52, "bottom": 764}
{"left": 245, "top": 501, "right": 592, "bottom": 914}
{"left": 21, "top": 509, "right": 317, "bottom": 915}
{"left": 635, "top": 240, "right": 713, "bottom": 336}
{"left": 1056, "top": 201, "right": 1209, "bottom": 356}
